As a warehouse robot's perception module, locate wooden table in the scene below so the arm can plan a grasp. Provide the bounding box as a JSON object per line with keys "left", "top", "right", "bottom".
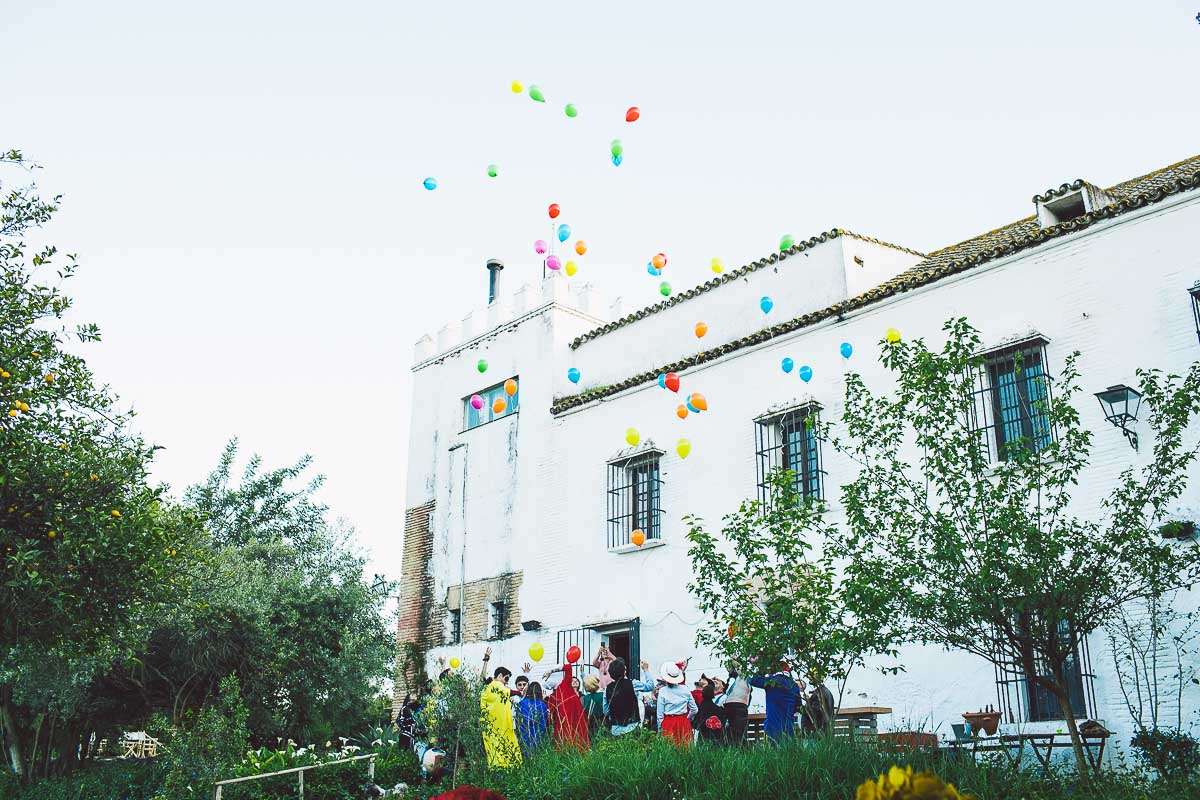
{"left": 941, "top": 732, "right": 1110, "bottom": 773}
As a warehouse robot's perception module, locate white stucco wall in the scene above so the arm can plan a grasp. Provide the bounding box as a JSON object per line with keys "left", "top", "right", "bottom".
{"left": 403, "top": 189, "right": 1200, "bottom": 762}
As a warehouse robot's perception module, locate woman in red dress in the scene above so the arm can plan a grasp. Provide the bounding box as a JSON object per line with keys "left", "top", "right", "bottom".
{"left": 543, "top": 662, "right": 590, "bottom": 750}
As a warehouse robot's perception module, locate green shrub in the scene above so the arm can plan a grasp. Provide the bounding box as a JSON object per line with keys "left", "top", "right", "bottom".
{"left": 0, "top": 759, "right": 163, "bottom": 800}
{"left": 160, "top": 675, "right": 250, "bottom": 799}
{"left": 1130, "top": 728, "right": 1200, "bottom": 781}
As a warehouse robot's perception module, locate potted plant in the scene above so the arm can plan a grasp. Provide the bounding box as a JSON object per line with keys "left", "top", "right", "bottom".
{"left": 962, "top": 707, "right": 1001, "bottom": 736}
{"left": 1159, "top": 520, "right": 1196, "bottom": 540}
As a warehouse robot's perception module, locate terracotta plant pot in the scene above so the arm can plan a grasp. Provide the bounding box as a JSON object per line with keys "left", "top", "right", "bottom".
{"left": 962, "top": 710, "right": 1001, "bottom": 736}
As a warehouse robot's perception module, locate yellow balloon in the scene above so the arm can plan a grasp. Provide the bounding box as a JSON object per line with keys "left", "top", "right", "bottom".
{"left": 625, "top": 427, "right": 640, "bottom": 447}
{"left": 711, "top": 258, "right": 724, "bottom": 274}
{"left": 529, "top": 642, "right": 545, "bottom": 662}
{"left": 449, "top": 657, "right": 461, "bottom": 669}
{"left": 565, "top": 260, "right": 577, "bottom": 277}
{"left": 885, "top": 327, "right": 902, "bottom": 344}
{"left": 677, "top": 438, "right": 691, "bottom": 459}
{"left": 511, "top": 80, "right": 523, "bottom": 93}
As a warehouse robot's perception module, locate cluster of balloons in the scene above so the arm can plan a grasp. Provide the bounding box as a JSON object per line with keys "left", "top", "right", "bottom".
{"left": 658, "top": 372, "right": 681, "bottom": 392}
{"left": 539, "top": 203, "right": 588, "bottom": 272}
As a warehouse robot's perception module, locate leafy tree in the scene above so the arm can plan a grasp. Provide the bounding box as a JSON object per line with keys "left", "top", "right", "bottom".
{"left": 686, "top": 469, "right": 901, "bottom": 703}
{"left": 824, "top": 317, "right": 1200, "bottom": 778}
{"left": 0, "top": 150, "right": 204, "bottom": 780}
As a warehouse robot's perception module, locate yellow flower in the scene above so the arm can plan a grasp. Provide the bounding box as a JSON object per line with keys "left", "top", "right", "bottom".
{"left": 31, "top": 351, "right": 40, "bottom": 358}
{"left": 44, "top": 374, "right": 55, "bottom": 383}
{"left": 90, "top": 474, "right": 98, "bottom": 481}
{"left": 59, "top": 443, "right": 67, "bottom": 451}
{"left": 1, "top": 371, "right": 10, "bottom": 378}
{"left": 7, "top": 410, "right": 16, "bottom": 418}
{"left": 111, "top": 509, "right": 121, "bottom": 518}
{"left": 64, "top": 471, "right": 70, "bottom": 477}
{"left": 855, "top": 766, "right": 974, "bottom": 800}
{"left": 48, "top": 531, "right": 56, "bottom": 538}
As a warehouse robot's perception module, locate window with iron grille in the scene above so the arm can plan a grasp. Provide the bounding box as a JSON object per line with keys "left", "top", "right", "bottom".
{"left": 606, "top": 450, "right": 663, "bottom": 549}
{"left": 754, "top": 402, "right": 824, "bottom": 505}
{"left": 448, "top": 609, "right": 462, "bottom": 645}
{"left": 489, "top": 602, "right": 507, "bottom": 640}
{"left": 968, "top": 338, "right": 1054, "bottom": 462}
{"left": 463, "top": 377, "right": 520, "bottom": 431}
{"left": 992, "top": 614, "right": 1096, "bottom": 722}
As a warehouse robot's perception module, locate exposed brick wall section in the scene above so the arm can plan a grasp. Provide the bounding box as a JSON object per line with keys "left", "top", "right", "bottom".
{"left": 439, "top": 571, "right": 524, "bottom": 644}
{"left": 392, "top": 502, "right": 435, "bottom": 720}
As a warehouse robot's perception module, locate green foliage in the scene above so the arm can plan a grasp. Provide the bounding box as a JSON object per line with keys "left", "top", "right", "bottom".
{"left": 823, "top": 317, "right": 1200, "bottom": 777}
{"left": 1130, "top": 728, "right": 1200, "bottom": 782}
{"left": 0, "top": 759, "right": 163, "bottom": 800}
{"left": 446, "top": 732, "right": 1198, "bottom": 800}
{"left": 686, "top": 468, "right": 901, "bottom": 693}
{"left": 426, "top": 670, "right": 489, "bottom": 772}
{"left": 159, "top": 675, "right": 250, "bottom": 799}
{"left": 1, "top": 149, "right": 208, "bottom": 780}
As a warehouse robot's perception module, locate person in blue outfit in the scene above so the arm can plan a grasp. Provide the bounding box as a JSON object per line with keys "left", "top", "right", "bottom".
{"left": 749, "top": 665, "right": 804, "bottom": 741}
{"left": 513, "top": 681, "right": 550, "bottom": 755}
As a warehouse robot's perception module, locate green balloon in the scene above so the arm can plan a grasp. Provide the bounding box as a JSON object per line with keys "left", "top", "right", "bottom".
{"left": 564, "top": 103, "right": 578, "bottom": 118}
{"left": 780, "top": 234, "right": 795, "bottom": 251}
{"left": 611, "top": 140, "right": 623, "bottom": 158}
{"left": 659, "top": 281, "right": 671, "bottom": 297}
{"left": 477, "top": 359, "right": 488, "bottom": 374}
{"left": 487, "top": 164, "right": 498, "bottom": 178}
{"left": 529, "top": 86, "right": 545, "bottom": 103}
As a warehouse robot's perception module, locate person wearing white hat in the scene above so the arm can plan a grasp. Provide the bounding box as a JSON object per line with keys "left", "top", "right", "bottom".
{"left": 655, "top": 661, "right": 698, "bottom": 746}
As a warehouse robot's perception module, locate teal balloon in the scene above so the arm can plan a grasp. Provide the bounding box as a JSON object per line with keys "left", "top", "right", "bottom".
{"left": 611, "top": 140, "right": 623, "bottom": 158}
{"left": 686, "top": 399, "right": 700, "bottom": 414}
{"left": 557, "top": 224, "right": 571, "bottom": 243}
{"left": 799, "top": 365, "right": 813, "bottom": 383}
{"left": 567, "top": 368, "right": 580, "bottom": 383}
{"left": 564, "top": 103, "right": 578, "bottom": 117}
{"left": 647, "top": 262, "right": 661, "bottom": 276}
{"left": 760, "top": 296, "right": 773, "bottom": 314}
{"left": 422, "top": 177, "right": 437, "bottom": 191}
{"left": 658, "top": 373, "right": 667, "bottom": 389}
{"left": 781, "top": 358, "right": 794, "bottom": 373}
{"left": 612, "top": 155, "right": 623, "bottom": 167}
{"left": 840, "top": 342, "right": 853, "bottom": 359}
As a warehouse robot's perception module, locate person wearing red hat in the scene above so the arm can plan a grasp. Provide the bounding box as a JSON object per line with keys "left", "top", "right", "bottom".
{"left": 656, "top": 661, "right": 698, "bottom": 746}
{"left": 542, "top": 663, "right": 590, "bottom": 750}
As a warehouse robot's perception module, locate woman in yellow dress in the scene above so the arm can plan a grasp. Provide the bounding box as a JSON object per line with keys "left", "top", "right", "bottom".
{"left": 480, "top": 665, "right": 522, "bottom": 769}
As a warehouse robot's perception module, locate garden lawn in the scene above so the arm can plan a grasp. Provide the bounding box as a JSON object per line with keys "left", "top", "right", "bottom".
{"left": 436, "top": 732, "right": 1198, "bottom": 800}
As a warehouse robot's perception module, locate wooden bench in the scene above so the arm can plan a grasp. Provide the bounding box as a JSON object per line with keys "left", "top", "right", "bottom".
{"left": 744, "top": 706, "right": 892, "bottom": 742}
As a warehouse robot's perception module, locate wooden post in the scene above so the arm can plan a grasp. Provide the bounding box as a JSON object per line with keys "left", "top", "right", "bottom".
{"left": 368, "top": 754, "right": 376, "bottom": 781}
{"left": 298, "top": 768, "right": 304, "bottom": 799}
{"left": 214, "top": 785, "right": 222, "bottom": 800}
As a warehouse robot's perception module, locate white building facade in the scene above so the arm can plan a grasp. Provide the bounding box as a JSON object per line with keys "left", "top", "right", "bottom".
{"left": 396, "top": 153, "right": 1200, "bottom": 757}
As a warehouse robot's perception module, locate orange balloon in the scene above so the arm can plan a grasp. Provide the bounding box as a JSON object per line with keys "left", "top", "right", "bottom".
{"left": 691, "top": 393, "right": 708, "bottom": 411}
{"left": 651, "top": 253, "right": 667, "bottom": 269}
{"left": 504, "top": 378, "right": 518, "bottom": 396}
{"left": 694, "top": 322, "right": 708, "bottom": 338}
{"left": 492, "top": 397, "right": 507, "bottom": 414}
{"left": 676, "top": 404, "right": 688, "bottom": 420}
{"left": 574, "top": 240, "right": 587, "bottom": 256}
{"left": 631, "top": 529, "right": 646, "bottom": 547}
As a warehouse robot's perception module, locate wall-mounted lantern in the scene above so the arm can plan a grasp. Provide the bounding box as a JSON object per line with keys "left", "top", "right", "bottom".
{"left": 1190, "top": 281, "right": 1200, "bottom": 346}
{"left": 1095, "top": 384, "right": 1142, "bottom": 451}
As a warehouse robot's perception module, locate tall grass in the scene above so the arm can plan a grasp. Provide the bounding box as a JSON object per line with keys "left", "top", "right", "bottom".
{"left": 423, "top": 732, "right": 1196, "bottom": 800}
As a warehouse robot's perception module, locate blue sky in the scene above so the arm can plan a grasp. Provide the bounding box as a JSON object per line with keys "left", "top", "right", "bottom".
{"left": 3, "top": 1, "right": 1198, "bottom": 579}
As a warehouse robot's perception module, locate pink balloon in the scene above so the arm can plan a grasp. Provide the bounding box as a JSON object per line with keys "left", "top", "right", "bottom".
{"left": 470, "top": 394, "right": 484, "bottom": 410}
{"left": 546, "top": 255, "right": 561, "bottom": 271}
{"left": 534, "top": 239, "right": 548, "bottom": 255}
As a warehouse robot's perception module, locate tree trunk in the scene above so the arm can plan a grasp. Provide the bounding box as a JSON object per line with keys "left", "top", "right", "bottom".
{"left": 1053, "top": 685, "right": 1091, "bottom": 784}
{"left": 0, "top": 694, "right": 28, "bottom": 780}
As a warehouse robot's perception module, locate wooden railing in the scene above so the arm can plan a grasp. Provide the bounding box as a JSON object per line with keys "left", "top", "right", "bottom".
{"left": 212, "top": 753, "right": 376, "bottom": 799}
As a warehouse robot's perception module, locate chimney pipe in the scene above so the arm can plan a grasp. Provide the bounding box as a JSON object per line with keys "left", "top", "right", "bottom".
{"left": 486, "top": 259, "right": 504, "bottom": 304}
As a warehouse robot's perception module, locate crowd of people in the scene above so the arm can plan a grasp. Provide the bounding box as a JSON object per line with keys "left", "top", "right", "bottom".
{"left": 398, "top": 645, "right": 838, "bottom": 773}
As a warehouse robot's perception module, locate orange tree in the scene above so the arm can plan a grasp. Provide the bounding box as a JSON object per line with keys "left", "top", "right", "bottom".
{"left": 0, "top": 150, "right": 203, "bottom": 780}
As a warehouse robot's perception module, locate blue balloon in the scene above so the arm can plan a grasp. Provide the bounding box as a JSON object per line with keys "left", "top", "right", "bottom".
{"left": 557, "top": 223, "right": 571, "bottom": 243}
{"left": 612, "top": 155, "right": 623, "bottom": 167}
{"left": 686, "top": 399, "right": 700, "bottom": 414}
{"left": 647, "top": 263, "right": 661, "bottom": 276}
{"left": 567, "top": 368, "right": 580, "bottom": 384}
{"left": 781, "top": 358, "right": 794, "bottom": 373}
{"left": 760, "top": 296, "right": 773, "bottom": 314}
{"left": 422, "top": 177, "right": 437, "bottom": 191}
{"left": 658, "top": 373, "right": 666, "bottom": 389}
{"left": 799, "top": 365, "right": 813, "bottom": 383}
{"left": 840, "top": 342, "right": 853, "bottom": 359}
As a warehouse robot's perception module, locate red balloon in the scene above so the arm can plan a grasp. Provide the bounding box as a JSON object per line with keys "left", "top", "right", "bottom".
{"left": 548, "top": 203, "right": 561, "bottom": 219}
{"left": 664, "top": 372, "right": 680, "bottom": 393}
{"left": 626, "top": 106, "right": 640, "bottom": 123}
{"left": 566, "top": 645, "right": 581, "bottom": 664}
